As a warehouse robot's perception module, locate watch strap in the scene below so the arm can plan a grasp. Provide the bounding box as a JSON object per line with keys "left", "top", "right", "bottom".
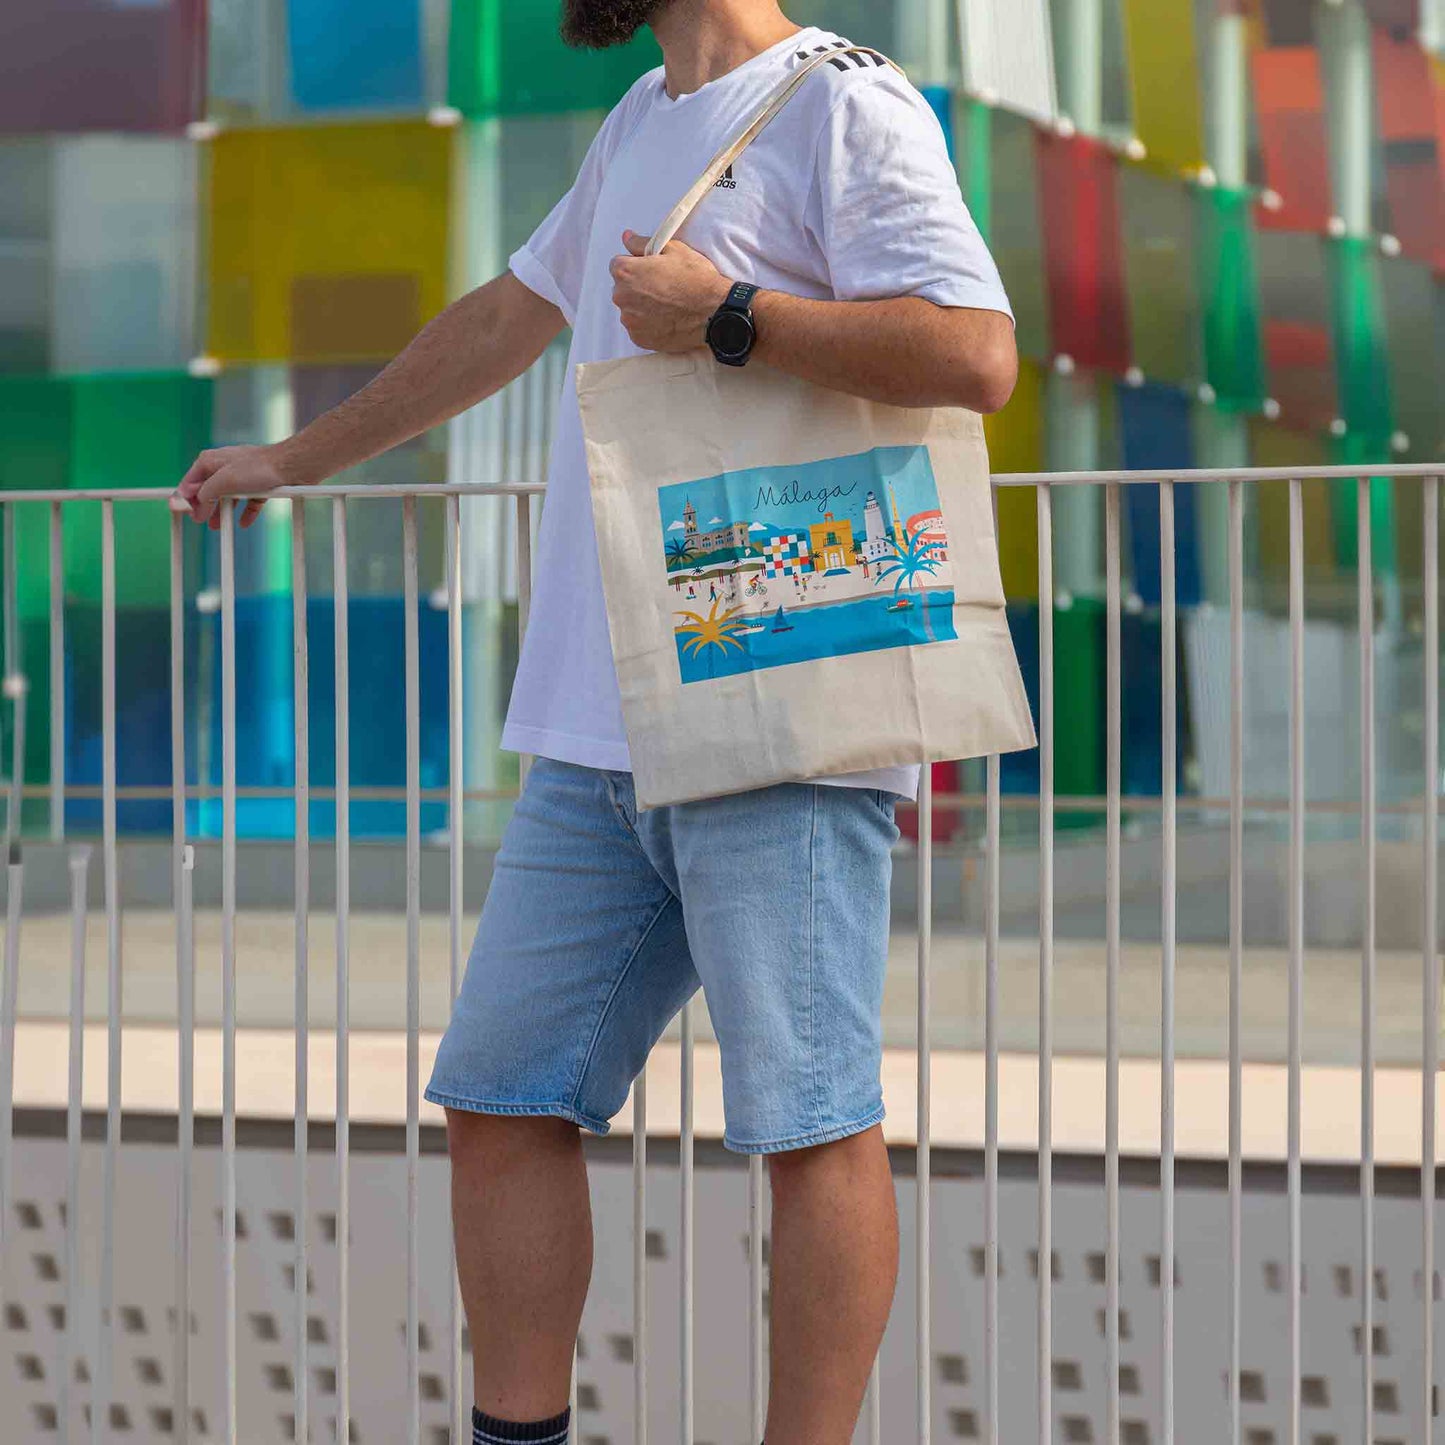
{"left": 721, "top": 281, "right": 759, "bottom": 315}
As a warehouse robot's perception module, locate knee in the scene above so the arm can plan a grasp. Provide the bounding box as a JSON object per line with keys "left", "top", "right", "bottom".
{"left": 444, "top": 1108, "right": 580, "bottom": 1167}
{"left": 766, "top": 1125, "right": 886, "bottom": 1193}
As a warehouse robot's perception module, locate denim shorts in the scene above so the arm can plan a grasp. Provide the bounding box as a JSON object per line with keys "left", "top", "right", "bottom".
{"left": 424, "top": 757, "right": 900, "bottom": 1154}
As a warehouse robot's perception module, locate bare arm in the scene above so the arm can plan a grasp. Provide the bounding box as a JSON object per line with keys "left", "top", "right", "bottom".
{"left": 609, "top": 229, "right": 1018, "bottom": 415}
{"left": 177, "top": 272, "right": 565, "bottom": 527}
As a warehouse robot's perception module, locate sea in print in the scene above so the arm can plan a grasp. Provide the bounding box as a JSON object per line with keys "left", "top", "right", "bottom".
{"left": 658, "top": 445, "right": 957, "bottom": 685}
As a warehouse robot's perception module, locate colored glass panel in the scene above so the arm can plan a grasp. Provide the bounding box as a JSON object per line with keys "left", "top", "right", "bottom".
{"left": 1119, "top": 165, "right": 1201, "bottom": 386}
{"left": 1252, "top": 46, "right": 1333, "bottom": 231}
{"left": 984, "top": 110, "right": 1050, "bottom": 363}
{"left": 0, "top": 373, "right": 210, "bottom": 598}
{"left": 1116, "top": 382, "right": 1204, "bottom": 608}
{"left": 289, "top": 0, "right": 425, "bottom": 111}
{"left": 1380, "top": 256, "right": 1445, "bottom": 463}
{"left": 1036, "top": 131, "right": 1131, "bottom": 372}
{"left": 1120, "top": 0, "right": 1205, "bottom": 171}
{"left": 956, "top": 0, "right": 1056, "bottom": 121}
{"left": 1372, "top": 32, "right": 1445, "bottom": 271}
{"left": 0, "top": 0, "right": 204, "bottom": 134}
{"left": 1197, "top": 188, "right": 1266, "bottom": 410}
{"left": 1249, "top": 418, "right": 1337, "bottom": 588}
{"left": 52, "top": 138, "right": 198, "bottom": 374}
{"left": 207, "top": 121, "right": 452, "bottom": 364}
{"left": 0, "top": 142, "right": 51, "bottom": 374}
{"left": 952, "top": 95, "right": 992, "bottom": 241}
{"left": 1256, "top": 230, "right": 1337, "bottom": 433}
{"left": 984, "top": 359, "right": 1044, "bottom": 602}
{"left": 448, "top": 0, "right": 661, "bottom": 117}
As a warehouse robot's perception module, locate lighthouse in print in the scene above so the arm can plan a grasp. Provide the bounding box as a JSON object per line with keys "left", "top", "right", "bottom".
{"left": 861, "top": 490, "right": 893, "bottom": 566}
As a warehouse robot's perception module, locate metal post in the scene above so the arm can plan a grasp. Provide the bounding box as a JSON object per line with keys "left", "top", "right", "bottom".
{"left": 333, "top": 496, "right": 352, "bottom": 1445}
{"left": 292, "top": 502, "right": 311, "bottom": 1445}
{"left": 1105, "top": 482, "right": 1122, "bottom": 1445}
{"left": 62, "top": 846, "right": 91, "bottom": 1442}
{"left": 219, "top": 500, "right": 239, "bottom": 1445}
{"left": 1037, "top": 484, "right": 1055, "bottom": 1445}
{"left": 1358, "top": 476, "right": 1377, "bottom": 1445}
{"left": 1160, "top": 481, "right": 1178, "bottom": 1444}
{"left": 1287, "top": 479, "right": 1305, "bottom": 1445}
{"left": 403, "top": 496, "right": 422, "bottom": 1445}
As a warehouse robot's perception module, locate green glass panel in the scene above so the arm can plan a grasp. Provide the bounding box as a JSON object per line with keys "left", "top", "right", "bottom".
{"left": 989, "top": 109, "right": 1049, "bottom": 363}
{"left": 1055, "top": 598, "right": 1106, "bottom": 809}
{"left": 1380, "top": 256, "right": 1444, "bottom": 465}
{"left": 1119, "top": 164, "right": 1201, "bottom": 386}
{"left": 449, "top": 0, "right": 661, "bottom": 117}
{"left": 1196, "top": 187, "right": 1265, "bottom": 410}
{"left": 953, "top": 95, "right": 992, "bottom": 242}
{"left": 1327, "top": 236, "right": 1396, "bottom": 574}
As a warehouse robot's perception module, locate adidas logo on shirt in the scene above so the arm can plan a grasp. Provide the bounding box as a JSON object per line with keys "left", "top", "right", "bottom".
{"left": 715, "top": 163, "right": 737, "bottom": 190}
{"left": 793, "top": 39, "right": 887, "bottom": 71}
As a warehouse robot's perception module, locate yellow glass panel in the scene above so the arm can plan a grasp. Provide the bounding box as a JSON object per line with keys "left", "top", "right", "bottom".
{"left": 1249, "top": 418, "right": 1336, "bottom": 589}
{"left": 207, "top": 120, "right": 452, "bottom": 364}
{"left": 984, "top": 359, "right": 1043, "bottom": 601}
{"left": 1120, "top": 0, "right": 1205, "bottom": 173}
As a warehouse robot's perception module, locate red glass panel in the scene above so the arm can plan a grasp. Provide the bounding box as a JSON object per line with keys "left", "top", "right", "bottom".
{"left": 1373, "top": 32, "right": 1445, "bottom": 270}
{"left": 1034, "top": 131, "right": 1131, "bottom": 373}
{"left": 0, "top": 0, "right": 205, "bottom": 134}
{"left": 1252, "top": 46, "right": 1333, "bottom": 232}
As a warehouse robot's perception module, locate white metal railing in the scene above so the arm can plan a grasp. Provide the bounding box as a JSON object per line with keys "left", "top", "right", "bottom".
{"left": 0, "top": 462, "right": 1439, "bottom": 1445}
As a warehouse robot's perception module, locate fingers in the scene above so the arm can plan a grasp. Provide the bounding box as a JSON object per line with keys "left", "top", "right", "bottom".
{"left": 622, "top": 229, "right": 650, "bottom": 257}
{"left": 174, "top": 449, "right": 221, "bottom": 514}
{"left": 239, "top": 500, "right": 265, "bottom": 530}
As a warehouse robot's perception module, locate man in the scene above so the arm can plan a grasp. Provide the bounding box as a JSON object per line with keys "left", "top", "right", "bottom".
{"left": 176, "top": 2, "right": 1017, "bottom": 1440}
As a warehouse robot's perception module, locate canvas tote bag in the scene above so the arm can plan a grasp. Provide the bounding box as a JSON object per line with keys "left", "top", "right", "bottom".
{"left": 576, "top": 45, "right": 1037, "bottom": 810}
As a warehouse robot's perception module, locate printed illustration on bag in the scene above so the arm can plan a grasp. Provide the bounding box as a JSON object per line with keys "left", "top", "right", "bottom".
{"left": 659, "top": 445, "right": 957, "bottom": 684}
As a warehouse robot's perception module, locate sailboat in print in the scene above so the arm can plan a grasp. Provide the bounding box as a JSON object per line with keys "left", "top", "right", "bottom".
{"left": 771, "top": 605, "right": 793, "bottom": 634}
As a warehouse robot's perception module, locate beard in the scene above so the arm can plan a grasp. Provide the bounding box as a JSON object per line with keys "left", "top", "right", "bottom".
{"left": 560, "top": 0, "right": 667, "bottom": 49}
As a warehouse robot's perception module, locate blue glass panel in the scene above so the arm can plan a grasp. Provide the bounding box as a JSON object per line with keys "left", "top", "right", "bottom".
{"left": 1117, "top": 382, "right": 1203, "bottom": 608}
{"left": 288, "top": 0, "right": 424, "bottom": 112}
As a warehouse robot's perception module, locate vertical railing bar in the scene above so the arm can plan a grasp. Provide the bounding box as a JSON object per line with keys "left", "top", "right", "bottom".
{"left": 1227, "top": 478, "right": 1244, "bottom": 1445}
{"left": 750, "top": 1154, "right": 765, "bottom": 1444}
{"left": 984, "top": 752, "right": 1000, "bottom": 1445}
{"left": 403, "top": 496, "right": 422, "bottom": 1445}
{"left": 0, "top": 851, "right": 22, "bottom": 1306}
{"left": 1423, "top": 473, "right": 1440, "bottom": 1445}
{"left": 1287, "top": 477, "right": 1305, "bottom": 1445}
{"left": 681, "top": 1000, "right": 695, "bottom": 1445}
{"left": 3, "top": 501, "right": 23, "bottom": 851}
{"left": 96, "top": 497, "right": 121, "bottom": 1445}
{"left": 445, "top": 493, "right": 467, "bottom": 1445}
{"left": 50, "top": 501, "right": 64, "bottom": 842}
{"left": 176, "top": 844, "right": 195, "bottom": 1445}
{"left": 220, "top": 500, "right": 239, "bottom": 1445}
{"left": 1161, "top": 480, "right": 1178, "bottom": 1445}
{"left": 633, "top": 1070, "right": 647, "bottom": 1445}
{"left": 291, "top": 502, "right": 311, "bottom": 1445}
{"left": 1105, "top": 482, "right": 1122, "bottom": 1445}
{"left": 62, "top": 846, "right": 90, "bottom": 1444}
{"left": 170, "top": 508, "right": 192, "bottom": 1445}
{"left": 1357, "top": 475, "right": 1378, "bottom": 1445}
{"left": 1037, "top": 483, "right": 1055, "bottom": 1445}
{"left": 515, "top": 494, "right": 533, "bottom": 790}
{"left": 918, "top": 765, "right": 933, "bottom": 1445}
{"left": 333, "top": 495, "right": 352, "bottom": 1445}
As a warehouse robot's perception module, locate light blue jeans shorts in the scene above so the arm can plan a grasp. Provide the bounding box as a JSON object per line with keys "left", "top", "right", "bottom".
{"left": 424, "top": 757, "right": 900, "bottom": 1154}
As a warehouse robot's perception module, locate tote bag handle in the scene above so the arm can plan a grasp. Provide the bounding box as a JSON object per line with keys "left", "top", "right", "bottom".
{"left": 646, "top": 43, "right": 905, "bottom": 255}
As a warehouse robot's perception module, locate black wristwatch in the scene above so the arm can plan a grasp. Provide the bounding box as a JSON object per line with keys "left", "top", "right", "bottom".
{"left": 706, "top": 282, "right": 759, "bottom": 367}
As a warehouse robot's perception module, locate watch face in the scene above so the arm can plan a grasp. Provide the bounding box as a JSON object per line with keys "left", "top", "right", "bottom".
{"left": 710, "top": 309, "right": 753, "bottom": 360}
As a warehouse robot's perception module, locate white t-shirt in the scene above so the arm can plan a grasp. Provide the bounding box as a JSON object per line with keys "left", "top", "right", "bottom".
{"left": 503, "top": 27, "right": 1014, "bottom": 801}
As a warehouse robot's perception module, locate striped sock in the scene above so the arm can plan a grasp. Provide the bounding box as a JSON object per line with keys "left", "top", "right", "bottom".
{"left": 472, "top": 1405, "right": 570, "bottom": 1444}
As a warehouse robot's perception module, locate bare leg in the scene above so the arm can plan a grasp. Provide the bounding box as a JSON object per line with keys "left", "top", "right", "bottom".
{"left": 446, "top": 1111, "right": 592, "bottom": 1422}
{"left": 763, "top": 1125, "right": 899, "bottom": 1444}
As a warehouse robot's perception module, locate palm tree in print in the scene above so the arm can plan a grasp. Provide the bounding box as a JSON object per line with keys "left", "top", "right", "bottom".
{"left": 666, "top": 536, "right": 695, "bottom": 591}
{"left": 873, "top": 530, "right": 947, "bottom": 640}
